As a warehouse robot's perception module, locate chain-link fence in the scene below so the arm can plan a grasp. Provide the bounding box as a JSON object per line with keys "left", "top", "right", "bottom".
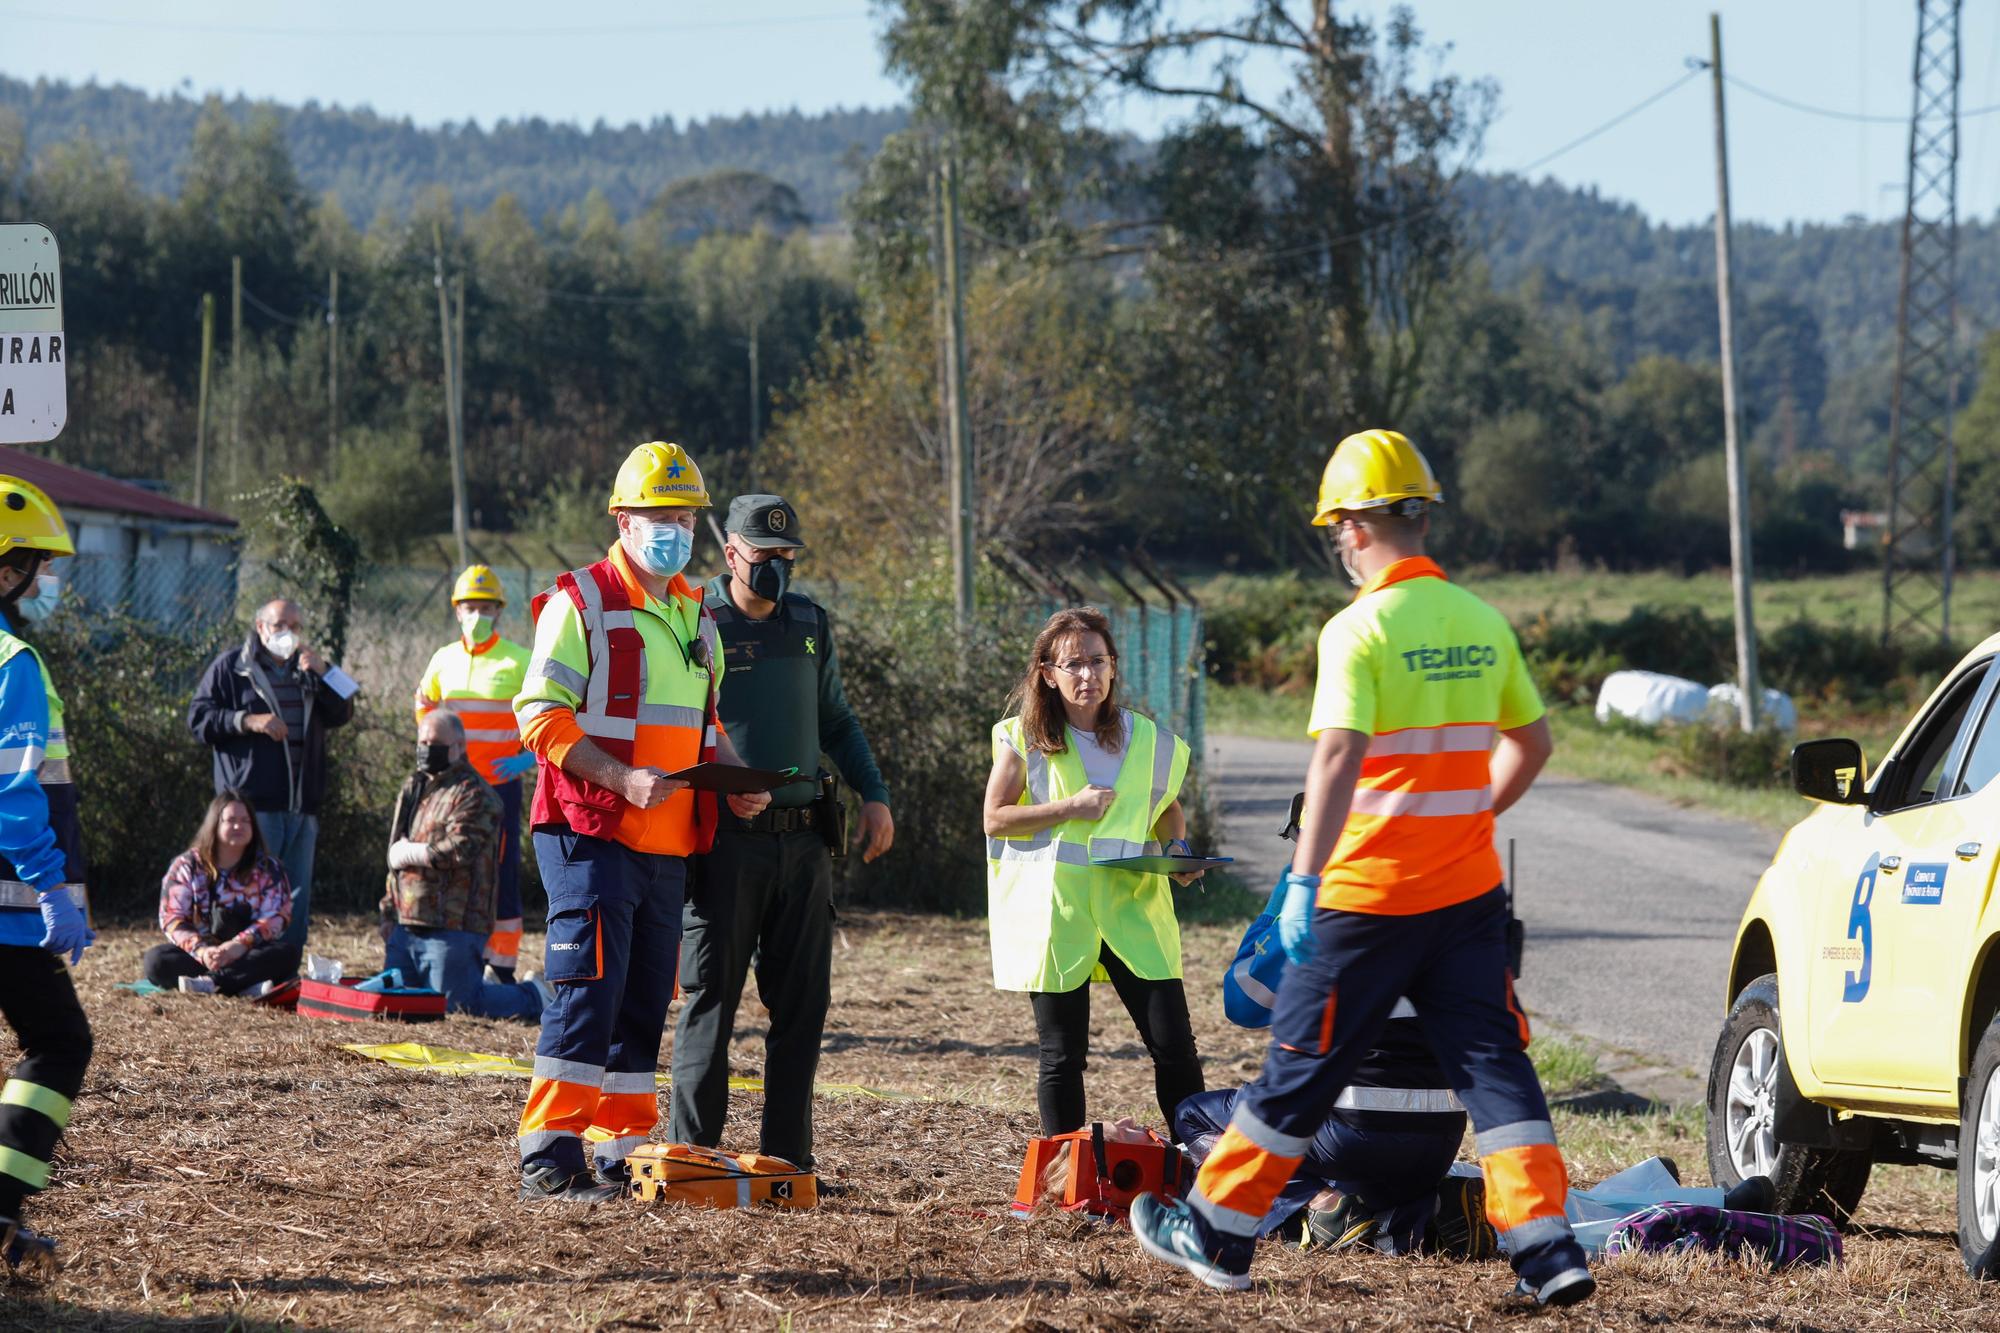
{"left": 63, "top": 551, "right": 240, "bottom": 637}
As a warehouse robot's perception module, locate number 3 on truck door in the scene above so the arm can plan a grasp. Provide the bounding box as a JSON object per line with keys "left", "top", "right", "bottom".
{"left": 1841, "top": 853, "right": 1876, "bottom": 1003}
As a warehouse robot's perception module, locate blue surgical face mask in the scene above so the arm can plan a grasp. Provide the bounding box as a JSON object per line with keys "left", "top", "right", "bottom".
{"left": 628, "top": 516, "right": 693, "bottom": 579}
{"left": 15, "top": 573, "right": 60, "bottom": 623}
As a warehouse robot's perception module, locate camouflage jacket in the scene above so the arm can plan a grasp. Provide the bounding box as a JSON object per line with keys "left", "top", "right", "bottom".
{"left": 381, "top": 760, "right": 501, "bottom": 935}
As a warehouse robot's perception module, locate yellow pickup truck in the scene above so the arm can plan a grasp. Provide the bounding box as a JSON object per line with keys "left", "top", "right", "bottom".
{"left": 1707, "top": 632, "right": 2000, "bottom": 1273}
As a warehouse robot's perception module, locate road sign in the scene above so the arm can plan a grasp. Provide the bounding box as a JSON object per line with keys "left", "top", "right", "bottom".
{"left": 0, "top": 225, "right": 64, "bottom": 444}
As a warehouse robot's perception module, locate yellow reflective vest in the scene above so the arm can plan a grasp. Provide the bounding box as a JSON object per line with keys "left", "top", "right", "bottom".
{"left": 415, "top": 633, "right": 530, "bottom": 785}
{"left": 986, "top": 708, "right": 1191, "bottom": 992}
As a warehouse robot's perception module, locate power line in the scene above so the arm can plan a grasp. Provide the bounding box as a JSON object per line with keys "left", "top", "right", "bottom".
{"left": 239, "top": 285, "right": 309, "bottom": 326}
{"left": 0, "top": 7, "right": 871, "bottom": 39}
{"left": 1723, "top": 71, "right": 2000, "bottom": 123}
{"left": 1514, "top": 68, "right": 1704, "bottom": 175}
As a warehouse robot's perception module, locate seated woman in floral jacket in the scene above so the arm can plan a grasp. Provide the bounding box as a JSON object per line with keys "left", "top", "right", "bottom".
{"left": 144, "top": 790, "right": 301, "bottom": 995}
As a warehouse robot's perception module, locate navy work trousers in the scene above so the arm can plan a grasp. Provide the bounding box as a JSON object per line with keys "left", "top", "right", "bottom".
{"left": 523, "top": 830, "right": 685, "bottom": 1176}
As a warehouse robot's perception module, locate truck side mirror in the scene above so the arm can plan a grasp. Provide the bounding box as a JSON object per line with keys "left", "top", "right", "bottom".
{"left": 1792, "top": 738, "right": 1866, "bottom": 805}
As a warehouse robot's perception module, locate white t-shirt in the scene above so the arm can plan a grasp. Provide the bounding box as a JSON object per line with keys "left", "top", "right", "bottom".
{"left": 1066, "top": 712, "right": 1132, "bottom": 789}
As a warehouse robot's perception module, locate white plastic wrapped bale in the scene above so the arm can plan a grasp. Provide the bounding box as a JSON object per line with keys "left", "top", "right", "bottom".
{"left": 1707, "top": 682, "right": 1799, "bottom": 734}
{"left": 1594, "top": 670, "right": 1712, "bottom": 728}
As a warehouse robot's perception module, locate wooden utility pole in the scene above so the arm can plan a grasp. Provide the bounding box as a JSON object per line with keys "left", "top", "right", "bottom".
{"left": 327, "top": 267, "right": 339, "bottom": 462}
{"left": 941, "top": 157, "right": 975, "bottom": 627}
{"left": 1709, "top": 13, "right": 1760, "bottom": 732}
{"left": 194, "top": 293, "right": 214, "bottom": 508}
{"left": 452, "top": 271, "right": 467, "bottom": 473}
{"left": 229, "top": 255, "right": 242, "bottom": 490}
{"left": 747, "top": 316, "right": 761, "bottom": 456}
{"left": 433, "top": 224, "right": 469, "bottom": 568}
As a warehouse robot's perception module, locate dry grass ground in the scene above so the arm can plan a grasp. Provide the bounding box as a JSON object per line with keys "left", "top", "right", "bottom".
{"left": 0, "top": 912, "right": 1988, "bottom": 1330}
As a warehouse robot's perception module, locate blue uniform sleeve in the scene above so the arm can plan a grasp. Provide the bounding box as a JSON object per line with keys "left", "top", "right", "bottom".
{"left": 814, "top": 609, "right": 891, "bottom": 807}
{"left": 0, "top": 652, "right": 65, "bottom": 892}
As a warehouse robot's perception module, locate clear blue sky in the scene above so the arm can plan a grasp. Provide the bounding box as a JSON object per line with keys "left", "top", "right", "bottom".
{"left": 5, "top": 0, "right": 1998, "bottom": 227}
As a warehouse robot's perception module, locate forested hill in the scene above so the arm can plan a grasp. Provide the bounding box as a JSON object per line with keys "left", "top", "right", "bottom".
{"left": 0, "top": 75, "right": 907, "bottom": 223}
{"left": 11, "top": 74, "right": 1999, "bottom": 381}
{"left": 1461, "top": 174, "right": 2000, "bottom": 378}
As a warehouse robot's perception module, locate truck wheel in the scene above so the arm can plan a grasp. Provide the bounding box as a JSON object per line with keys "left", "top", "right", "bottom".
{"left": 1957, "top": 1016, "right": 2000, "bottom": 1274}
{"left": 1705, "top": 973, "right": 1871, "bottom": 1226}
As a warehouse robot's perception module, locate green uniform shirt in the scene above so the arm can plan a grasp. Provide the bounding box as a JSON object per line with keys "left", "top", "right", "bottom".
{"left": 702, "top": 575, "right": 889, "bottom": 810}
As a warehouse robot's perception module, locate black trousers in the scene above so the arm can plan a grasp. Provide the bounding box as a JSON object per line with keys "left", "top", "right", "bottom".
{"left": 1029, "top": 943, "right": 1203, "bottom": 1136}
{"left": 0, "top": 945, "right": 92, "bottom": 1219}
{"left": 142, "top": 939, "right": 301, "bottom": 997}
{"left": 670, "top": 825, "right": 833, "bottom": 1166}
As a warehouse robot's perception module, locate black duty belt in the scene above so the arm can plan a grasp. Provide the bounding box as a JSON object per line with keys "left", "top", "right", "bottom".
{"left": 740, "top": 806, "right": 817, "bottom": 834}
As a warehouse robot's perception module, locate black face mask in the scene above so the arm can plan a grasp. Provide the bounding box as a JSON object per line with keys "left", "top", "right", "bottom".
{"left": 419, "top": 743, "right": 452, "bottom": 774}
{"left": 745, "top": 554, "right": 792, "bottom": 604}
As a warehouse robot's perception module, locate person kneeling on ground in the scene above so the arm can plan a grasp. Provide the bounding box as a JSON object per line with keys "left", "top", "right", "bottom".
{"left": 145, "top": 790, "right": 302, "bottom": 996}
{"left": 1174, "top": 1001, "right": 1484, "bottom": 1258}
{"left": 380, "top": 712, "right": 551, "bottom": 1021}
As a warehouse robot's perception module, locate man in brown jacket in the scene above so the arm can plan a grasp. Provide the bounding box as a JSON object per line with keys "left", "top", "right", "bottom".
{"left": 381, "top": 712, "right": 550, "bottom": 1020}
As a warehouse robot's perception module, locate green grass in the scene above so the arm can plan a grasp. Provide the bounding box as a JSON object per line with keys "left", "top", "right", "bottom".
{"left": 1207, "top": 682, "right": 1311, "bottom": 741}
{"left": 1528, "top": 1034, "right": 1606, "bottom": 1098}
{"left": 1457, "top": 567, "right": 2000, "bottom": 639}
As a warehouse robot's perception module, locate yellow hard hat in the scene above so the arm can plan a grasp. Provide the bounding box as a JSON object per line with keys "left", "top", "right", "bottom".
{"left": 0, "top": 477, "right": 73, "bottom": 557}
{"left": 452, "top": 564, "right": 504, "bottom": 605}
{"left": 607, "top": 441, "right": 710, "bottom": 512}
{"left": 1312, "top": 429, "right": 1444, "bottom": 526}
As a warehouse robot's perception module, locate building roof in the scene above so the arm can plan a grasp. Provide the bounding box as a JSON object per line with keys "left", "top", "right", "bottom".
{"left": 0, "top": 446, "right": 236, "bottom": 529}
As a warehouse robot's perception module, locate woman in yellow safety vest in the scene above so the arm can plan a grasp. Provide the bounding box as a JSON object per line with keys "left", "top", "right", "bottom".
{"left": 983, "top": 605, "right": 1205, "bottom": 1135}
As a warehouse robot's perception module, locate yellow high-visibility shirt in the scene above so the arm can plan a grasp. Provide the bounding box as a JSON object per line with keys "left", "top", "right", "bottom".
{"left": 415, "top": 633, "right": 530, "bottom": 785}
{"left": 1307, "top": 556, "right": 1543, "bottom": 915}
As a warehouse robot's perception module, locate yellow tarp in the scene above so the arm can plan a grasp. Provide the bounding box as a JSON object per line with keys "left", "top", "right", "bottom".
{"left": 342, "top": 1041, "right": 912, "bottom": 1099}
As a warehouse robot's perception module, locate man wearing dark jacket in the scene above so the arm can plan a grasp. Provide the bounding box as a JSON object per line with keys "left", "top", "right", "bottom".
{"left": 187, "top": 599, "right": 352, "bottom": 951}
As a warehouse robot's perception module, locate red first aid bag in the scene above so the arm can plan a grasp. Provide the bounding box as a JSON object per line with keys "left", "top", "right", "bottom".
{"left": 1012, "top": 1122, "right": 1192, "bottom": 1219}
{"left": 297, "top": 977, "right": 445, "bottom": 1023}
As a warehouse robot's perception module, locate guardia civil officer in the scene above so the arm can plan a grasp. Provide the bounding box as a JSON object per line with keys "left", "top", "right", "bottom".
{"left": 513, "top": 443, "right": 771, "bottom": 1203}
{"left": 1130, "top": 430, "right": 1593, "bottom": 1306}
{"left": 668, "top": 494, "right": 893, "bottom": 1170}
{"left": 0, "top": 477, "right": 95, "bottom": 1274}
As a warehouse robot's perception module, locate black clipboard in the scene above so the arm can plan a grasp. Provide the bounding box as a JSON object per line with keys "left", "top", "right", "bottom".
{"left": 662, "top": 763, "right": 799, "bottom": 794}
{"left": 1091, "top": 854, "right": 1235, "bottom": 874}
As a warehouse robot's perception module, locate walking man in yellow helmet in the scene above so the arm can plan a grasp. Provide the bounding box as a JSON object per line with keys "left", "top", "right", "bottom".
{"left": 1131, "top": 430, "right": 1593, "bottom": 1306}
{"left": 415, "top": 564, "right": 535, "bottom": 982}
{"left": 0, "top": 477, "right": 95, "bottom": 1274}
{"left": 512, "top": 442, "right": 772, "bottom": 1203}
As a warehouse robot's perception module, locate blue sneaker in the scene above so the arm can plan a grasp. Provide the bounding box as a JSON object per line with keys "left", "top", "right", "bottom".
{"left": 1131, "top": 1194, "right": 1252, "bottom": 1291}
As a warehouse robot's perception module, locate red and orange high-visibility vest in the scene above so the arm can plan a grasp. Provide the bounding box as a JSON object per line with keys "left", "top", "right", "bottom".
{"left": 516, "top": 551, "right": 722, "bottom": 856}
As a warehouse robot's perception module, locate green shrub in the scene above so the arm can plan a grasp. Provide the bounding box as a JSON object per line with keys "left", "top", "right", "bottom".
{"left": 821, "top": 598, "right": 1025, "bottom": 914}
{"left": 1665, "top": 722, "right": 1790, "bottom": 788}
{"left": 39, "top": 614, "right": 218, "bottom": 920}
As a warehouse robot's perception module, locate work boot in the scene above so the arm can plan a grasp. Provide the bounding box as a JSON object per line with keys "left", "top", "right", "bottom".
{"left": 1429, "top": 1175, "right": 1498, "bottom": 1260}
{"left": 0, "top": 1218, "right": 55, "bottom": 1279}
{"left": 1130, "top": 1194, "right": 1253, "bottom": 1292}
{"left": 519, "top": 1163, "right": 621, "bottom": 1205}
{"left": 1510, "top": 1237, "right": 1596, "bottom": 1308}
{"left": 1301, "top": 1194, "right": 1377, "bottom": 1251}
{"left": 591, "top": 1156, "right": 631, "bottom": 1191}
{"left": 487, "top": 965, "right": 517, "bottom": 986}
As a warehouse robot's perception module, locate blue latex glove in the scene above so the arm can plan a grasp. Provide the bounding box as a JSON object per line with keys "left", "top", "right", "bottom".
{"left": 492, "top": 752, "right": 538, "bottom": 781}
{"left": 38, "top": 888, "right": 94, "bottom": 965}
{"left": 1277, "top": 869, "right": 1320, "bottom": 965}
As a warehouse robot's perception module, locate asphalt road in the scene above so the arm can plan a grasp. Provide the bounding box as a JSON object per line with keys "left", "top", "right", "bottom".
{"left": 1205, "top": 733, "right": 1786, "bottom": 1104}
